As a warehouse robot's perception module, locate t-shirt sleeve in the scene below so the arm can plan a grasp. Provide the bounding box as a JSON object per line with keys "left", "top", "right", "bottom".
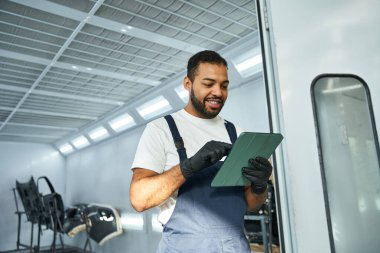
{"left": 131, "top": 122, "right": 167, "bottom": 174}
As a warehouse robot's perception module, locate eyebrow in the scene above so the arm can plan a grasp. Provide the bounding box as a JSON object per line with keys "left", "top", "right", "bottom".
{"left": 202, "top": 78, "right": 229, "bottom": 84}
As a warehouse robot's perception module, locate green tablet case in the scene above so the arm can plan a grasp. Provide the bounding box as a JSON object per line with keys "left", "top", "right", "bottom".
{"left": 211, "top": 132, "right": 283, "bottom": 187}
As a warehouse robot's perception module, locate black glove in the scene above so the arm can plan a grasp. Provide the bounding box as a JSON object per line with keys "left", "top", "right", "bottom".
{"left": 242, "top": 156, "right": 273, "bottom": 194}
{"left": 180, "top": 140, "right": 232, "bottom": 179}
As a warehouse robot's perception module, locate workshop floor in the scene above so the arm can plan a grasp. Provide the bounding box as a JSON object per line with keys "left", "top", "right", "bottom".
{"left": 0, "top": 245, "right": 92, "bottom": 253}
{"left": 250, "top": 243, "right": 280, "bottom": 253}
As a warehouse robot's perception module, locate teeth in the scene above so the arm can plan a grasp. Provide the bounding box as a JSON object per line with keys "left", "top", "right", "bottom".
{"left": 207, "top": 100, "right": 220, "bottom": 104}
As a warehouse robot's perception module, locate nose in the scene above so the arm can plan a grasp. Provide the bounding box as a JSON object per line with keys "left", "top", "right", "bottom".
{"left": 211, "top": 85, "right": 222, "bottom": 97}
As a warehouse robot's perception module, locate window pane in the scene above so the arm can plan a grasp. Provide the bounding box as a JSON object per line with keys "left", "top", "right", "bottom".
{"left": 312, "top": 75, "right": 380, "bottom": 253}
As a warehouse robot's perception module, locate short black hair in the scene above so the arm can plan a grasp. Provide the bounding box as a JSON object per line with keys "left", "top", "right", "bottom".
{"left": 187, "top": 50, "right": 228, "bottom": 82}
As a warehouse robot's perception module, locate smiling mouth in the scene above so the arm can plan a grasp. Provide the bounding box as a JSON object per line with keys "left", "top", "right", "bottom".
{"left": 205, "top": 98, "right": 223, "bottom": 109}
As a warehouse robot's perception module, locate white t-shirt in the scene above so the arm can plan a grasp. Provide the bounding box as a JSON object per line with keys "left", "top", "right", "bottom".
{"left": 131, "top": 109, "right": 242, "bottom": 224}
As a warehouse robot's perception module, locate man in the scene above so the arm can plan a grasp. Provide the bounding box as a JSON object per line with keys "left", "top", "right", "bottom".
{"left": 130, "top": 50, "right": 272, "bottom": 253}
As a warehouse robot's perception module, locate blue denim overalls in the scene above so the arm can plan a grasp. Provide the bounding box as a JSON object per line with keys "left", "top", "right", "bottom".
{"left": 157, "top": 115, "right": 250, "bottom": 253}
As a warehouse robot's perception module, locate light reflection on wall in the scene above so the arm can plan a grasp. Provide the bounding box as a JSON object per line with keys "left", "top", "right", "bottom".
{"left": 375, "top": 198, "right": 380, "bottom": 210}
{"left": 151, "top": 213, "right": 163, "bottom": 233}
{"left": 120, "top": 212, "right": 144, "bottom": 230}
{"left": 28, "top": 151, "right": 60, "bottom": 169}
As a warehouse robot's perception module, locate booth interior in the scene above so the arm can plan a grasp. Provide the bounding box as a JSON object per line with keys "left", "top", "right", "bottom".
{"left": 0, "top": 1, "right": 281, "bottom": 253}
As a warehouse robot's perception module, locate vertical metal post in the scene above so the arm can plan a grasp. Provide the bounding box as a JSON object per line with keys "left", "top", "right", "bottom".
{"left": 267, "top": 191, "right": 273, "bottom": 253}
{"left": 30, "top": 223, "right": 34, "bottom": 253}
{"left": 261, "top": 217, "right": 268, "bottom": 253}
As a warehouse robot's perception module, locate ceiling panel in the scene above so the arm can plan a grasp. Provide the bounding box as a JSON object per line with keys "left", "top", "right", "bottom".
{"left": 0, "top": 89, "right": 25, "bottom": 107}
{"left": 0, "top": 0, "right": 258, "bottom": 145}
{"left": 0, "top": 110, "right": 11, "bottom": 122}
{"left": 10, "top": 112, "right": 92, "bottom": 128}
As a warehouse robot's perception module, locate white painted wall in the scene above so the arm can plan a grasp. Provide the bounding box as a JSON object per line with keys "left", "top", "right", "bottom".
{"left": 262, "top": 0, "right": 380, "bottom": 252}
{"left": 0, "top": 141, "right": 65, "bottom": 251}
{"left": 222, "top": 75, "right": 269, "bottom": 133}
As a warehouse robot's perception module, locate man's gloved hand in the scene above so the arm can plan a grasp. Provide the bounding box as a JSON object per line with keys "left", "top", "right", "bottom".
{"left": 180, "top": 140, "right": 232, "bottom": 179}
{"left": 242, "top": 157, "right": 273, "bottom": 194}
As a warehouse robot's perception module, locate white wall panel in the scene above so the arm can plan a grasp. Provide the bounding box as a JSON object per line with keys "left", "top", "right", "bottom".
{"left": 0, "top": 142, "right": 65, "bottom": 251}
{"left": 222, "top": 75, "right": 269, "bottom": 133}
{"left": 263, "top": 0, "right": 380, "bottom": 252}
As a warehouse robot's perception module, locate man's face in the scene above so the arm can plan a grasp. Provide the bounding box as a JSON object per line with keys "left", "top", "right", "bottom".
{"left": 185, "top": 63, "right": 229, "bottom": 119}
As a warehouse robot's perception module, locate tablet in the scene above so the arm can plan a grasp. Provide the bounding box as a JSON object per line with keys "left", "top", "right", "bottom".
{"left": 211, "top": 132, "right": 283, "bottom": 187}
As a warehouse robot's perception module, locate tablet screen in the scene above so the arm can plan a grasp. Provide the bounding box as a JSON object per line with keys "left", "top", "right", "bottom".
{"left": 211, "top": 132, "right": 283, "bottom": 187}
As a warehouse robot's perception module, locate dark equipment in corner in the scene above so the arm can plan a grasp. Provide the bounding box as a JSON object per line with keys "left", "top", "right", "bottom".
{"left": 83, "top": 204, "right": 123, "bottom": 245}
{"left": 13, "top": 176, "right": 65, "bottom": 253}
{"left": 244, "top": 181, "right": 279, "bottom": 253}
{"left": 63, "top": 203, "right": 123, "bottom": 252}
{"left": 13, "top": 176, "right": 123, "bottom": 253}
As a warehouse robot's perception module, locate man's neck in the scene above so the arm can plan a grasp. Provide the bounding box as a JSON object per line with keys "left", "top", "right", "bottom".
{"left": 184, "top": 104, "right": 205, "bottom": 119}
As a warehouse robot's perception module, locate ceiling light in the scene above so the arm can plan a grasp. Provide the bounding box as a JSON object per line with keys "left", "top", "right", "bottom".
{"left": 58, "top": 143, "right": 74, "bottom": 155}
{"left": 236, "top": 54, "right": 262, "bottom": 73}
{"left": 121, "top": 26, "right": 133, "bottom": 33}
{"left": 232, "top": 48, "right": 263, "bottom": 78}
{"left": 71, "top": 135, "right": 90, "bottom": 149}
{"left": 88, "top": 127, "right": 109, "bottom": 142}
{"left": 175, "top": 85, "right": 188, "bottom": 103}
{"left": 109, "top": 113, "right": 136, "bottom": 132}
{"left": 137, "top": 96, "right": 172, "bottom": 120}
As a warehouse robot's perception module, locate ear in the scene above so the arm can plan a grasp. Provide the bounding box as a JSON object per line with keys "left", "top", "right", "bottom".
{"left": 184, "top": 76, "right": 191, "bottom": 91}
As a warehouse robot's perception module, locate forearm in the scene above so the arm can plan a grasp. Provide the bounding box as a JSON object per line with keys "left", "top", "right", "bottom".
{"left": 244, "top": 186, "right": 268, "bottom": 212}
{"left": 130, "top": 165, "right": 185, "bottom": 212}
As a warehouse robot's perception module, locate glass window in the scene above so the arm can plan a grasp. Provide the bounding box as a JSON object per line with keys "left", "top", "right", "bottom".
{"left": 312, "top": 74, "right": 380, "bottom": 253}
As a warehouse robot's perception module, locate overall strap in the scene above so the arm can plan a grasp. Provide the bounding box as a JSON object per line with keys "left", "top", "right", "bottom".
{"left": 224, "top": 120, "right": 238, "bottom": 143}
{"left": 164, "top": 115, "right": 188, "bottom": 161}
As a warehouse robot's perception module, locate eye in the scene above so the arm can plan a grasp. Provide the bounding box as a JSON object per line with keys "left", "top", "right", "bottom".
{"left": 221, "top": 83, "right": 229, "bottom": 89}
{"left": 202, "top": 82, "right": 214, "bottom": 87}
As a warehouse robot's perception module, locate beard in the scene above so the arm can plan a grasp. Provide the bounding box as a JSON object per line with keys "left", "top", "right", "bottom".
{"left": 190, "top": 87, "right": 224, "bottom": 119}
